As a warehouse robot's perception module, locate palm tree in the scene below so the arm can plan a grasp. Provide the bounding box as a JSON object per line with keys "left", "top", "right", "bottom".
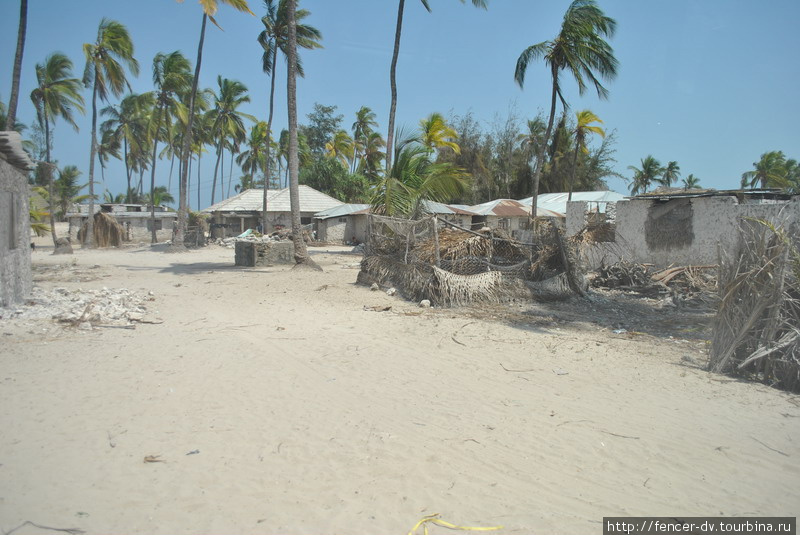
{"left": 97, "top": 126, "right": 121, "bottom": 187}
{"left": 176, "top": 0, "right": 253, "bottom": 248}
{"left": 236, "top": 174, "right": 258, "bottom": 193}
{"left": 418, "top": 112, "right": 460, "bottom": 156}
{"left": 236, "top": 121, "right": 269, "bottom": 181}
{"left": 258, "top": 0, "right": 322, "bottom": 232}
{"left": 30, "top": 52, "right": 85, "bottom": 245}
{"left": 325, "top": 130, "right": 355, "bottom": 168}
{"left": 682, "top": 174, "right": 701, "bottom": 190}
{"left": 360, "top": 131, "right": 386, "bottom": 181}
{"left": 351, "top": 105, "right": 378, "bottom": 173}
{"left": 741, "top": 151, "right": 788, "bottom": 189}
{"left": 83, "top": 18, "right": 139, "bottom": 247}
{"left": 627, "top": 155, "right": 663, "bottom": 195}
{"left": 785, "top": 159, "right": 800, "bottom": 194}
{"left": 54, "top": 165, "right": 92, "bottom": 220}
{"left": 30, "top": 187, "right": 51, "bottom": 237}
{"left": 567, "top": 110, "right": 604, "bottom": 200}
{"left": 515, "top": 0, "right": 617, "bottom": 220}
{"left": 371, "top": 135, "right": 469, "bottom": 218}
{"left": 148, "top": 51, "right": 191, "bottom": 243}
{"left": 385, "top": 0, "right": 488, "bottom": 173}
{"left": 659, "top": 160, "right": 680, "bottom": 188}
{"left": 208, "top": 76, "right": 255, "bottom": 204}
{"left": 285, "top": 0, "right": 319, "bottom": 269}
{"left": 5, "top": 0, "right": 27, "bottom": 130}
{"left": 101, "top": 93, "right": 152, "bottom": 202}
{"left": 143, "top": 185, "right": 175, "bottom": 207}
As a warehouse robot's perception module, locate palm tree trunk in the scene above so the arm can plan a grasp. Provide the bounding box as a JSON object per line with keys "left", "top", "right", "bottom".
{"left": 187, "top": 154, "right": 192, "bottom": 211}
{"left": 385, "top": 0, "right": 406, "bottom": 175}
{"left": 197, "top": 150, "right": 202, "bottom": 210}
{"left": 227, "top": 147, "right": 235, "bottom": 198}
{"left": 177, "top": 12, "right": 208, "bottom": 248}
{"left": 530, "top": 73, "right": 558, "bottom": 224}
{"left": 124, "top": 137, "right": 132, "bottom": 202}
{"left": 262, "top": 44, "right": 278, "bottom": 234}
{"left": 567, "top": 142, "right": 580, "bottom": 202}
{"left": 286, "top": 0, "right": 316, "bottom": 268}
{"left": 167, "top": 150, "right": 176, "bottom": 194}
{"left": 5, "top": 0, "right": 26, "bottom": 131}
{"left": 44, "top": 115, "right": 58, "bottom": 246}
{"left": 220, "top": 144, "right": 226, "bottom": 198}
{"left": 86, "top": 80, "right": 99, "bottom": 248}
{"left": 211, "top": 141, "right": 222, "bottom": 205}
{"left": 149, "top": 103, "right": 164, "bottom": 244}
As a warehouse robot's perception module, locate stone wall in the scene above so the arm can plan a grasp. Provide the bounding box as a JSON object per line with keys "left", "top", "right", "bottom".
{"left": 0, "top": 159, "right": 32, "bottom": 307}
{"left": 234, "top": 240, "right": 295, "bottom": 267}
{"left": 317, "top": 218, "right": 347, "bottom": 243}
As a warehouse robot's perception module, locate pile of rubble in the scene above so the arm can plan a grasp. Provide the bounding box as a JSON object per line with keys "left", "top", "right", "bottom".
{"left": 1, "top": 286, "right": 154, "bottom": 330}
{"left": 591, "top": 261, "right": 717, "bottom": 305}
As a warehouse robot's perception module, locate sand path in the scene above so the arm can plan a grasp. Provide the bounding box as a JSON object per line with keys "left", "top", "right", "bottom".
{"left": 1, "top": 242, "right": 798, "bottom": 534}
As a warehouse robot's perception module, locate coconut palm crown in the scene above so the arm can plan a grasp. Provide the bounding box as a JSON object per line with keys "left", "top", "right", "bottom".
{"left": 515, "top": 0, "right": 617, "bottom": 219}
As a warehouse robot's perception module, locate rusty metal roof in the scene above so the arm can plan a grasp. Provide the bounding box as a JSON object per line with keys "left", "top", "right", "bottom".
{"left": 469, "top": 198, "right": 563, "bottom": 218}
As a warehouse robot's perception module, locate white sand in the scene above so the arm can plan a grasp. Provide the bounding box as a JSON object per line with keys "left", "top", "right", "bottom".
{"left": 1, "top": 237, "right": 798, "bottom": 534}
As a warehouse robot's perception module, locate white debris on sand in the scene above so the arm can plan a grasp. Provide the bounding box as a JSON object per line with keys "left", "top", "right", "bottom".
{"left": 1, "top": 286, "right": 151, "bottom": 328}
{"left": 216, "top": 234, "right": 287, "bottom": 249}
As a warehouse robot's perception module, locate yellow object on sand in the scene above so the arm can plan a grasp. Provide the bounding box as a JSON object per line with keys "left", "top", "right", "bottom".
{"left": 408, "top": 513, "right": 503, "bottom": 535}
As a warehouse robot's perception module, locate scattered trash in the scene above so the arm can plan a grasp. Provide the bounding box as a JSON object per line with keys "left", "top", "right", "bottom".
{"left": 186, "top": 450, "right": 200, "bottom": 456}
{"left": 143, "top": 455, "right": 164, "bottom": 463}
{"left": 612, "top": 329, "right": 628, "bottom": 334}
{"left": 553, "top": 368, "right": 569, "bottom": 375}
{"left": 370, "top": 283, "right": 379, "bottom": 291}
{"left": 386, "top": 287, "right": 397, "bottom": 296}
{"left": 419, "top": 299, "right": 431, "bottom": 308}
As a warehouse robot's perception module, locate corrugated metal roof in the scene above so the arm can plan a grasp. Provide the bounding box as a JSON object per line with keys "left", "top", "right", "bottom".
{"left": 314, "top": 203, "right": 371, "bottom": 219}
{"left": 420, "top": 200, "right": 478, "bottom": 216}
{"left": 469, "top": 198, "right": 562, "bottom": 218}
{"left": 518, "top": 190, "right": 624, "bottom": 215}
{"left": 202, "top": 186, "right": 343, "bottom": 213}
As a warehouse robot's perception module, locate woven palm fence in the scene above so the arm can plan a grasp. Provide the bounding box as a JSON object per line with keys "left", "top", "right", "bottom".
{"left": 708, "top": 219, "right": 800, "bottom": 392}
{"left": 359, "top": 214, "right": 586, "bottom": 307}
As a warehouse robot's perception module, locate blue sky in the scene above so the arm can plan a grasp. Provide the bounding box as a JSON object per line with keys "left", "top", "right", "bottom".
{"left": 1, "top": 0, "right": 798, "bottom": 209}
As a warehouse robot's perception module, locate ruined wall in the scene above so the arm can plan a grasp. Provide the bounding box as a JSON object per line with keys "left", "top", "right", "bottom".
{"left": 234, "top": 240, "right": 295, "bottom": 266}
{"left": 0, "top": 160, "right": 32, "bottom": 307}
{"left": 584, "top": 196, "right": 800, "bottom": 268}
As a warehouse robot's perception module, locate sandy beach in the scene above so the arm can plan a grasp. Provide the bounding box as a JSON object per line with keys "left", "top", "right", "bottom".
{"left": 1, "top": 233, "right": 798, "bottom": 534}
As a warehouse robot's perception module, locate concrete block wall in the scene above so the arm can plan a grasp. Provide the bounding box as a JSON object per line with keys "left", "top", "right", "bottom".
{"left": 580, "top": 196, "right": 800, "bottom": 268}
{"left": 0, "top": 161, "right": 32, "bottom": 307}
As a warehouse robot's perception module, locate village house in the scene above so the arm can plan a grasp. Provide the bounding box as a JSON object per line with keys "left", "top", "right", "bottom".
{"left": 203, "top": 186, "right": 343, "bottom": 239}
{"left": 0, "top": 132, "right": 34, "bottom": 307}
{"left": 468, "top": 198, "right": 562, "bottom": 240}
{"left": 66, "top": 203, "right": 177, "bottom": 243}
{"left": 313, "top": 201, "right": 477, "bottom": 245}
{"left": 314, "top": 203, "right": 370, "bottom": 244}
